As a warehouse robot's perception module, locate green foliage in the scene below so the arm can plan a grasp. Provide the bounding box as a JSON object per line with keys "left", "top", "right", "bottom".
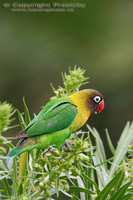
{"left": 0, "top": 67, "right": 133, "bottom": 200}
{"left": 0, "top": 102, "right": 15, "bottom": 155}
{"left": 50, "top": 66, "right": 89, "bottom": 98}
{"left": 0, "top": 101, "right": 15, "bottom": 132}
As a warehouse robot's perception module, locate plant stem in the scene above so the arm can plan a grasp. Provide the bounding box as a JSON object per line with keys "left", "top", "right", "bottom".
{"left": 19, "top": 152, "right": 27, "bottom": 186}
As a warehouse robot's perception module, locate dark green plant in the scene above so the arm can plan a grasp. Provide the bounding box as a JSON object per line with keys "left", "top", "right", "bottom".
{"left": 0, "top": 67, "right": 133, "bottom": 200}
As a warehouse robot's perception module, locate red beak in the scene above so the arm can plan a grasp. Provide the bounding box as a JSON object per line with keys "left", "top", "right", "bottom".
{"left": 95, "top": 100, "right": 104, "bottom": 113}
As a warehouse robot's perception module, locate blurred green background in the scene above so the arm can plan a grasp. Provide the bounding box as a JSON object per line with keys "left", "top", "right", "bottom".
{"left": 0, "top": 0, "right": 133, "bottom": 157}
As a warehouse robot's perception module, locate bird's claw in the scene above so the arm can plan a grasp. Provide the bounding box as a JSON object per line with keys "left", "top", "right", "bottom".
{"left": 41, "top": 141, "right": 72, "bottom": 157}
{"left": 41, "top": 146, "right": 58, "bottom": 157}
{"left": 62, "top": 140, "right": 72, "bottom": 151}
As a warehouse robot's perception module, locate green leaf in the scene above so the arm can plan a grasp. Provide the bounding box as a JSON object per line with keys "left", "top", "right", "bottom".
{"left": 70, "top": 186, "right": 95, "bottom": 194}
{"left": 110, "top": 181, "right": 132, "bottom": 200}
{"left": 87, "top": 124, "right": 109, "bottom": 189}
{"left": 86, "top": 125, "right": 107, "bottom": 170}
{"left": 50, "top": 82, "right": 56, "bottom": 92}
{"left": 23, "top": 98, "right": 31, "bottom": 126}
{"left": 0, "top": 173, "right": 9, "bottom": 180}
{"left": 81, "top": 172, "right": 100, "bottom": 194}
{"left": 0, "top": 178, "right": 11, "bottom": 197}
{"left": 60, "top": 188, "right": 73, "bottom": 198}
{"left": 18, "top": 183, "right": 23, "bottom": 196}
{"left": 127, "top": 186, "right": 133, "bottom": 193}
{"left": 55, "top": 177, "right": 59, "bottom": 197}
{"left": 86, "top": 132, "right": 92, "bottom": 197}
{"left": 122, "top": 193, "right": 133, "bottom": 200}
{"left": 94, "top": 128, "right": 107, "bottom": 168}
{"left": 94, "top": 156, "right": 114, "bottom": 168}
{"left": 113, "top": 170, "right": 124, "bottom": 191}
{"left": 105, "top": 129, "right": 115, "bottom": 155}
{"left": 17, "top": 109, "right": 26, "bottom": 130}
{"left": 12, "top": 158, "right": 18, "bottom": 198}
{"left": 110, "top": 122, "right": 133, "bottom": 177}
{"left": 30, "top": 190, "right": 42, "bottom": 198}
{"left": 71, "top": 194, "right": 80, "bottom": 200}
{"left": 95, "top": 171, "right": 124, "bottom": 200}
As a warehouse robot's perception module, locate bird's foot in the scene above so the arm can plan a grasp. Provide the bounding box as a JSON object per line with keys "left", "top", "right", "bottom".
{"left": 41, "top": 146, "right": 58, "bottom": 157}
{"left": 62, "top": 140, "right": 72, "bottom": 151}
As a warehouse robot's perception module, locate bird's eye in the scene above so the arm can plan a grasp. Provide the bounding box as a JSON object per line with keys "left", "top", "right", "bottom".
{"left": 93, "top": 96, "right": 101, "bottom": 103}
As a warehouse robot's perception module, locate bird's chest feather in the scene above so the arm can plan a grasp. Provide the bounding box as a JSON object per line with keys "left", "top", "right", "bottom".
{"left": 70, "top": 103, "right": 91, "bottom": 132}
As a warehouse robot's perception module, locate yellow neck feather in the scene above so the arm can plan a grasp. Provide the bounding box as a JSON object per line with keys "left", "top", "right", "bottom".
{"left": 69, "top": 90, "right": 92, "bottom": 131}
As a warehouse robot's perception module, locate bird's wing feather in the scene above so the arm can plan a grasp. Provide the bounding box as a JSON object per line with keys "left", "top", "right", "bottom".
{"left": 28, "top": 103, "right": 77, "bottom": 135}
{"left": 15, "top": 100, "right": 77, "bottom": 138}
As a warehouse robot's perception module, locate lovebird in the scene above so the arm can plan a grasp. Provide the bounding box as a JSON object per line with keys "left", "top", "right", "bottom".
{"left": 7, "top": 89, "right": 104, "bottom": 157}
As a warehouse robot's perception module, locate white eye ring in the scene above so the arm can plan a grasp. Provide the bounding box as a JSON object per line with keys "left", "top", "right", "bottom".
{"left": 93, "top": 96, "right": 101, "bottom": 103}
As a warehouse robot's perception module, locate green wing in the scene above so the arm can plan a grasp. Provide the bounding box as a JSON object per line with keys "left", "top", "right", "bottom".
{"left": 15, "top": 97, "right": 77, "bottom": 138}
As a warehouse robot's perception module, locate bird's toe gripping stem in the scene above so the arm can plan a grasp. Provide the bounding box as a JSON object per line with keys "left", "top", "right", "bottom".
{"left": 41, "top": 146, "right": 58, "bottom": 157}
{"left": 62, "top": 140, "right": 72, "bottom": 151}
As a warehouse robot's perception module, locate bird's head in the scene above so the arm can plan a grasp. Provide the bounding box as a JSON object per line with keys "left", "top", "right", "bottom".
{"left": 69, "top": 89, "right": 104, "bottom": 116}
{"left": 86, "top": 89, "right": 104, "bottom": 114}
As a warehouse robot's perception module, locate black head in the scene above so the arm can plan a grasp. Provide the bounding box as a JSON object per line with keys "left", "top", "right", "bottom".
{"left": 85, "top": 89, "right": 104, "bottom": 113}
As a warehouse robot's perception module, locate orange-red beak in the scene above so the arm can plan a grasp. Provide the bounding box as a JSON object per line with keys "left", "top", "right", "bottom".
{"left": 95, "top": 100, "right": 104, "bottom": 113}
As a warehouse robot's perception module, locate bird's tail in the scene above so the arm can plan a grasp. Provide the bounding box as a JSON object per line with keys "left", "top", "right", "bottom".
{"left": 7, "top": 146, "right": 24, "bottom": 157}
{"left": 7, "top": 137, "right": 37, "bottom": 157}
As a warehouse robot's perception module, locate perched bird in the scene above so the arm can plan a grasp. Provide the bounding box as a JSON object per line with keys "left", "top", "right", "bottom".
{"left": 7, "top": 89, "right": 104, "bottom": 157}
